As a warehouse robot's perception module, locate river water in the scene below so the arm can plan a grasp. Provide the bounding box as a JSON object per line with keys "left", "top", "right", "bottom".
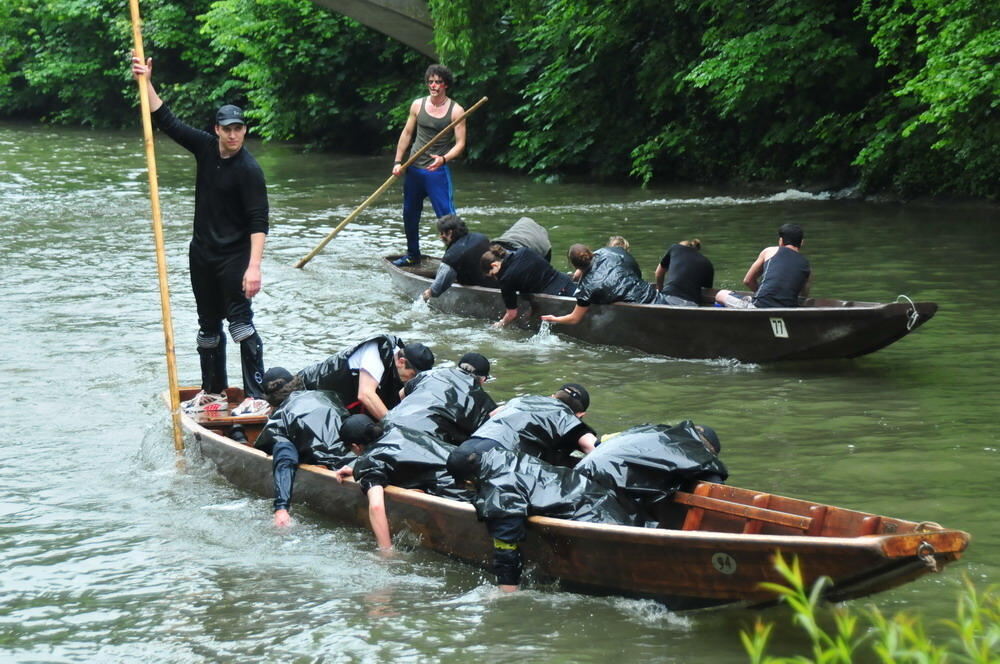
{"left": 1, "top": 122, "right": 997, "bottom": 662}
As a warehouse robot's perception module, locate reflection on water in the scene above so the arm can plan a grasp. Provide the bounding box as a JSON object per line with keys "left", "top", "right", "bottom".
{"left": 0, "top": 122, "right": 997, "bottom": 662}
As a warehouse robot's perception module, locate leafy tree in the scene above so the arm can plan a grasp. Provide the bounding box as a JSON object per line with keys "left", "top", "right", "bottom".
{"left": 200, "top": 0, "right": 423, "bottom": 150}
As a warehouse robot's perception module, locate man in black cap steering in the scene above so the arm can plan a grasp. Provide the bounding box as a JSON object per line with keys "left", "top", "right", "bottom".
{"left": 131, "top": 54, "right": 270, "bottom": 418}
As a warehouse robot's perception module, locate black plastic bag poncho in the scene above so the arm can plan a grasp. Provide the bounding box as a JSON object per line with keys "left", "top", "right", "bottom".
{"left": 574, "top": 422, "right": 728, "bottom": 520}
{"left": 254, "top": 390, "right": 354, "bottom": 467}
{"left": 353, "top": 424, "right": 473, "bottom": 501}
{"left": 574, "top": 253, "right": 665, "bottom": 306}
{"left": 469, "top": 395, "right": 593, "bottom": 466}
{"left": 384, "top": 367, "right": 497, "bottom": 445}
{"left": 472, "top": 446, "right": 641, "bottom": 542}
{"left": 595, "top": 246, "right": 642, "bottom": 279}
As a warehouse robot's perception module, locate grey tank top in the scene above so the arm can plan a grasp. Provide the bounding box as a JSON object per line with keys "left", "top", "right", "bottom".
{"left": 410, "top": 97, "right": 456, "bottom": 169}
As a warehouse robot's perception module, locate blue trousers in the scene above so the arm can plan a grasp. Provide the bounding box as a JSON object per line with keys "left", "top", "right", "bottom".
{"left": 402, "top": 165, "right": 455, "bottom": 257}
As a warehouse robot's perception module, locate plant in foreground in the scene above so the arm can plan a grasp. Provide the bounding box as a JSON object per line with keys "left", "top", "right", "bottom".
{"left": 741, "top": 554, "right": 998, "bottom": 663}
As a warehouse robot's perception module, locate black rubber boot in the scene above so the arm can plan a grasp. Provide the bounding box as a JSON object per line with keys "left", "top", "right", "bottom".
{"left": 239, "top": 333, "right": 265, "bottom": 399}
{"left": 198, "top": 334, "right": 228, "bottom": 394}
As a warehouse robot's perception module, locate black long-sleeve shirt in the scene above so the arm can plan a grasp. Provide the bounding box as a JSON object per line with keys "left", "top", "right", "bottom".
{"left": 152, "top": 104, "right": 269, "bottom": 254}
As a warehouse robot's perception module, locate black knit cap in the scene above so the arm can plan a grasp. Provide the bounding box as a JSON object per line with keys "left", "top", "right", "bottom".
{"left": 402, "top": 342, "right": 435, "bottom": 372}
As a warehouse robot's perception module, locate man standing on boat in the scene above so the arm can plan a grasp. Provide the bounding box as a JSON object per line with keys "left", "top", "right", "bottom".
{"left": 715, "top": 224, "right": 812, "bottom": 308}
{"left": 131, "top": 55, "right": 270, "bottom": 417}
{"left": 391, "top": 65, "right": 466, "bottom": 267}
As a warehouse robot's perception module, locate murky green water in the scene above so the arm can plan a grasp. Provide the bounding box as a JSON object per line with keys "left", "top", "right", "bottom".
{"left": 1, "top": 122, "right": 996, "bottom": 662}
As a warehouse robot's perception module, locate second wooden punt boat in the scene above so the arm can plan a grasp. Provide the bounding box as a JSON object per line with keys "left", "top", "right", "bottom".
{"left": 382, "top": 256, "right": 937, "bottom": 363}
{"left": 176, "top": 387, "right": 969, "bottom": 611}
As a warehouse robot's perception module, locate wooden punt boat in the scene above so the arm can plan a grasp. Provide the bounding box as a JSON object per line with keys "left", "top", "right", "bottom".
{"left": 175, "top": 387, "right": 969, "bottom": 610}
{"left": 382, "top": 256, "right": 937, "bottom": 362}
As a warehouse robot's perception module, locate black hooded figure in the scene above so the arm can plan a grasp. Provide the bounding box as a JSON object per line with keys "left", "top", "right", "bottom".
{"left": 384, "top": 355, "right": 497, "bottom": 444}
{"left": 574, "top": 421, "right": 728, "bottom": 525}
{"left": 254, "top": 389, "right": 355, "bottom": 523}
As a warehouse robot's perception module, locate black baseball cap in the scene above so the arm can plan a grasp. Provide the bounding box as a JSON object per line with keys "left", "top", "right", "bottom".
{"left": 402, "top": 342, "right": 435, "bottom": 372}
{"left": 216, "top": 104, "right": 246, "bottom": 126}
{"left": 458, "top": 352, "right": 491, "bottom": 379}
{"left": 340, "top": 413, "right": 377, "bottom": 446}
{"left": 560, "top": 382, "right": 590, "bottom": 411}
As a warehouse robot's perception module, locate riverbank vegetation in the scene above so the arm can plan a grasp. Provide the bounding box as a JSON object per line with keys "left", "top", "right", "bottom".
{"left": 1, "top": 0, "right": 996, "bottom": 198}
{"left": 742, "top": 556, "right": 999, "bottom": 663}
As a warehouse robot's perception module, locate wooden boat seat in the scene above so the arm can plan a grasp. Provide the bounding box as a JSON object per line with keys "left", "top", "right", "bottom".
{"left": 676, "top": 489, "right": 813, "bottom": 532}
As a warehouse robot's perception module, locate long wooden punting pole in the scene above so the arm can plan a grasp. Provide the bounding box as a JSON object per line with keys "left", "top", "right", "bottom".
{"left": 129, "top": 0, "right": 184, "bottom": 452}
{"left": 294, "top": 96, "right": 489, "bottom": 269}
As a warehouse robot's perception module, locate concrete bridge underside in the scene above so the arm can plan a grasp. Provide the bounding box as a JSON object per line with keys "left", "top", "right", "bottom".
{"left": 311, "top": 0, "right": 436, "bottom": 58}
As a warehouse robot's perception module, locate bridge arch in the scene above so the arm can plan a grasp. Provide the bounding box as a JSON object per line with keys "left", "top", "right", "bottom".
{"left": 311, "top": 0, "right": 436, "bottom": 58}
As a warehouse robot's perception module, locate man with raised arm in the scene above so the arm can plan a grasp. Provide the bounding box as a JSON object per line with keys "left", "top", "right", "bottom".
{"left": 131, "top": 54, "right": 270, "bottom": 417}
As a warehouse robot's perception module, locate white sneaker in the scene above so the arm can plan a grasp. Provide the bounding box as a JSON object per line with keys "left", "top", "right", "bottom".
{"left": 231, "top": 397, "right": 270, "bottom": 417}
{"left": 180, "top": 390, "right": 229, "bottom": 415}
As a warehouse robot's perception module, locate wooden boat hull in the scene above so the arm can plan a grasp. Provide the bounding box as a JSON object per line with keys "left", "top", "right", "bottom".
{"left": 176, "top": 388, "right": 968, "bottom": 610}
{"left": 383, "top": 257, "right": 937, "bottom": 362}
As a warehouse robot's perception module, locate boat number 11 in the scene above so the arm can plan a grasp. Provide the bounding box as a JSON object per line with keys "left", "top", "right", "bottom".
{"left": 712, "top": 552, "right": 737, "bottom": 575}
{"left": 769, "top": 317, "right": 789, "bottom": 338}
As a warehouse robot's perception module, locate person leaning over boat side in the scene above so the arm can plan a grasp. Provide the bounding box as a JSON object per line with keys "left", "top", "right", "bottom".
{"left": 481, "top": 244, "right": 576, "bottom": 328}
{"left": 542, "top": 244, "right": 670, "bottom": 327}
{"left": 422, "top": 216, "right": 556, "bottom": 301}
{"left": 131, "top": 54, "right": 270, "bottom": 417}
{"left": 266, "top": 335, "right": 435, "bottom": 420}
{"left": 390, "top": 65, "right": 467, "bottom": 267}
{"left": 715, "top": 223, "right": 812, "bottom": 308}
{"left": 575, "top": 422, "right": 728, "bottom": 525}
{"left": 384, "top": 352, "right": 497, "bottom": 445}
{"left": 493, "top": 216, "right": 553, "bottom": 263}
{"left": 334, "top": 414, "right": 473, "bottom": 553}
{"left": 654, "top": 238, "right": 714, "bottom": 307}
{"left": 446, "top": 439, "right": 642, "bottom": 592}
{"left": 254, "top": 368, "right": 355, "bottom": 528}
{"left": 454, "top": 383, "right": 596, "bottom": 467}
{"left": 571, "top": 236, "right": 642, "bottom": 282}
{"left": 421, "top": 215, "right": 495, "bottom": 301}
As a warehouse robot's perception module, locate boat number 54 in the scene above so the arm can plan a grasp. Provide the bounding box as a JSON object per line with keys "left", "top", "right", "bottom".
{"left": 712, "top": 552, "right": 737, "bottom": 575}
{"left": 769, "top": 317, "right": 789, "bottom": 338}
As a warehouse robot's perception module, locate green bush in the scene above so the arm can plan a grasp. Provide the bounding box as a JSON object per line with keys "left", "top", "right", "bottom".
{"left": 741, "top": 554, "right": 999, "bottom": 663}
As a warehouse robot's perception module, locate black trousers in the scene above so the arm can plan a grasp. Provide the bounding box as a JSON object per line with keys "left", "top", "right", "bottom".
{"left": 189, "top": 241, "right": 264, "bottom": 397}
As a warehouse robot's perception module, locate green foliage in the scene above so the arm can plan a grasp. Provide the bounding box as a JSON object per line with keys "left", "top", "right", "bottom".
{"left": 428, "top": 0, "right": 998, "bottom": 197}
{"left": 0, "top": 0, "right": 996, "bottom": 197}
{"left": 742, "top": 554, "right": 1000, "bottom": 663}
{"left": 855, "top": 0, "right": 1000, "bottom": 198}
{"left": 0, "top": 0, "right": 132, "bottom": 126}
{"left": 200, "top": 0, "right": 421, "bottom": 149}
